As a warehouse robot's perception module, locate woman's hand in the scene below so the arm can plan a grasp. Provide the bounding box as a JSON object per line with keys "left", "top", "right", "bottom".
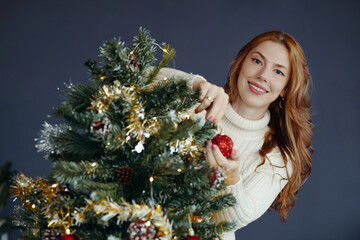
{"left": 192, "top": 77, "right": 229, "bottom": 124}
{"left": 205, "top": 140, "right": 241, "bottom": 186}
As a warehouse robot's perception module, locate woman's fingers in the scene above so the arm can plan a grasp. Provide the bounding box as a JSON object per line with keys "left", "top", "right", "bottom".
{"left": 211, "top": 145, "right": 240, "bottom": 171}
{"left": 206, "top": 92, "right": 229, "bottom": 123}
{"left": 205, "top": 141, "right": 217, "bottom": 167}
{"left": 195, "top": 83, "right": 217, "bottom": 115}
{"left": 211, "top": 145, "right": 230, "bottom": 169}
{"left": 198, "top": 81, "right": 211, "bottom": 102}
{"left": 227, "top": 149, "right": 241, "bottom": 170}
{"left": 195, "top": 82, "right": 229, "bottom": 122}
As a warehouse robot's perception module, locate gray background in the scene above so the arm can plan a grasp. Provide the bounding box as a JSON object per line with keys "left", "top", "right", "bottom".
{"left": 1, "top": 0, "right": 359, "bottom": 239}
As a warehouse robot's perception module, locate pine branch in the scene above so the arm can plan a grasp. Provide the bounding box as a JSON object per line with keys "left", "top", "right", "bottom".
{"left": 145, "top": 44, "right": 176, "bottom": 85}
{"left": 141, "top": 78, "right": 199, "bottom": 118}
{"left": 72, "top": 180, "right": 123, "bottom": 200}
{"left": 53, "top": 130, "right": 104, "bottom": 159}
{"left": 68, "top": 84, "right": 98, "bottom": 110}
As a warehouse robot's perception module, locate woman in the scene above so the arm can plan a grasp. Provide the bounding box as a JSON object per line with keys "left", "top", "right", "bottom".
{"left": 158, "top": 31, "right": 313, "bottom": 239}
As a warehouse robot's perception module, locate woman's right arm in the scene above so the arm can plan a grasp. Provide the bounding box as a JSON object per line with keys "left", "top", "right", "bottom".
{"left": 192, "top": 77, "right": 229, "bottom": 123}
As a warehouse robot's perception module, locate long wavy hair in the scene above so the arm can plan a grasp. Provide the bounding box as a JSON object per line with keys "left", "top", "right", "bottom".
{"left": 224, "top": 31, "right": 313, "bottom": 221}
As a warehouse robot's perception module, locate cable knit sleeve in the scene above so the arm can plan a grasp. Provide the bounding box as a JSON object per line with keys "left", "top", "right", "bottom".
{"left": 144, "top": 67, "right": 207, "bottom": 89}
{"left": 214, "top": 149, "right": 292, "bottom": 230}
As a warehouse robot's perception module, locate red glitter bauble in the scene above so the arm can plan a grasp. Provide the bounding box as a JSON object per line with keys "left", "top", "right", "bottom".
{"left": 60, "top": 235, "right": 78, "bottom": 240}
{"left": 211, "top": 134, "right": 233, "bottom": 157}
{"left": 185, "top": 235, "right": 202, "bottom": 240}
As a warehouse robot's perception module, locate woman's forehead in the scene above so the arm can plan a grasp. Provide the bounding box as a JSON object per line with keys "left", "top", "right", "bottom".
{"left": 250, "top": 41, "right": 290, "bottom": 69}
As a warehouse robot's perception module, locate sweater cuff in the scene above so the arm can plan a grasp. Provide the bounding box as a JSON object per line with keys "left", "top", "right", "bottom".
{"left": 226, "top": 175, "right": 245, "bottom": 198}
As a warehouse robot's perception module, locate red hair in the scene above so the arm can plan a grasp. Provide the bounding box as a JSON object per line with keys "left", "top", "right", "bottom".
{"left": 224, "top": 31, "right": 313, "bottom": 221}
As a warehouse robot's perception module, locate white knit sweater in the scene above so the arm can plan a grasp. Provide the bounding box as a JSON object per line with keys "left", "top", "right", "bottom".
{"left": 154, "top": 68, "right": 292, "bottom": 240}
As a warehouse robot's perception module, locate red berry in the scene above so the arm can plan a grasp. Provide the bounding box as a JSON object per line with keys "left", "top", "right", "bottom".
{"left": 211, "top": 134, "right": 233, "bottom": 157}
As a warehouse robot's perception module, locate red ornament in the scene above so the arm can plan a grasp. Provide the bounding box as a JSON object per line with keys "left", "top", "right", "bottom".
{"left": 90, "top": 118, "right": 112, "bottom": 136}
{"left": 185, "top": 235, "right": 202, "bottom": 240}
{"left": 192, "top": 216, "right": 202, "bottom": 222}
{"left": 211, "top": 134, "right": 233, "bottom": 157}
{"left": 128, "top": 219, "right": 156, "bottom": 240}
{"left": 60, "top": 235, "right": 78, "bottom": 240}
{"left": 209, "top": 167, "right": 225, "bottom": 188}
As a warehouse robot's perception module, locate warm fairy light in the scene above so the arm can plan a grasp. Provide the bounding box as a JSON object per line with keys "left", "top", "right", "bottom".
{"left": 91, "top": 162, "right": 97, "bottom": 167}
{"left": 98, "top": 74, "right": 107, "bottom": 80}
{"left": 177, "top": 168, "right": 182, "bottom": 172}
{"left": 65, "top": 228, "right": 71, "bottom": 235}
{"left": 149, "top": 176, "right": 154, "bottom": 183}
{"left": 51, "top": 183, "right": 58, "bottom": 188}
{"left": 74, "top": 210, "right": 78, "bottom": 214}
{"left": 31, "top": 204, "right": 36, "bottom": 209}
{"left": 145, "top": 221, "right": 151, "bottom": 227}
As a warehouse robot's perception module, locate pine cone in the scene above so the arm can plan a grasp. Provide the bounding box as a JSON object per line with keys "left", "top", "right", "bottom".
{"left": 42, "top": 229, "right": 62, "bottom": 240}
{"left": 116, "top": 166, "right": 136, "bottom": 185}
{"left": 129, "top": 53, "right": 140, "bottom": 71}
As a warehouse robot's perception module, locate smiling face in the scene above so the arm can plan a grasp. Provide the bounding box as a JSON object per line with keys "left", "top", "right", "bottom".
{"left": 232, "top": 40, "right": 291, "bottom": 119}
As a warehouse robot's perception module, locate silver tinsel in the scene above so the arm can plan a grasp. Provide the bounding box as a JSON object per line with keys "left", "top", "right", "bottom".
{"left": 35, "top": 122, "right": 70, "bottom": 156}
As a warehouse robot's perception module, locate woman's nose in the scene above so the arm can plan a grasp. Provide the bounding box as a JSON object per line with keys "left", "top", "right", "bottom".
{"left": 257, "top": 67, "right": 270, "bottom": 82}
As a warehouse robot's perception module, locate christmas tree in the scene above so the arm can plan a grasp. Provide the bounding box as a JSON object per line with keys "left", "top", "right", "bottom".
{"left": 11, "top": 28, "right": 236, "bottom": 240}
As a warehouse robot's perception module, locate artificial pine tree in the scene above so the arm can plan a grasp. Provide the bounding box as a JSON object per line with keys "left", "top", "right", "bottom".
{"left": 11, "top": 28, "right": 236, "bottom": 240}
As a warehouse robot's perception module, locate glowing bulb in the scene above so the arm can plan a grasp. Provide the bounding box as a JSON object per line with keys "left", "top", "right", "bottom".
{"left": 91, "top": 162, "right": 97, "bottom": 167}
{"left": 31, "top": 204, "right": 36, "bottom": 209}
{"left": 177, "top": 168, "right": 182, "bottom": 172}
{"left": 145, "top": 221, "right": 151, "bottom": 227}
{"left": 51, "top": 183, "right": 58, "bottom": 188}
{"left": 149, "top": 177, "right": 154, "bottom": 183}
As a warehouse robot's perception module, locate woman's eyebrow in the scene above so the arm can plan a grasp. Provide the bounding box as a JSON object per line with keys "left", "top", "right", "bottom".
{"left": 252, "top": 51, "right": 288, "bottom": 71}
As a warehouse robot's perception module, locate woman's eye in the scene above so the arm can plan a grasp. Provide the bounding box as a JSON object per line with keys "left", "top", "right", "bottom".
{"left": 252, "top": 58, "right": 262, "bottom": 65}
{"left": 275, "top": 69, "right": 284, "bottom": 76}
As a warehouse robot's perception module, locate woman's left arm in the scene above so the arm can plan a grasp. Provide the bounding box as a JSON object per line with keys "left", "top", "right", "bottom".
{"left": 206, "top": 141, "right": 290, "bottom": 229}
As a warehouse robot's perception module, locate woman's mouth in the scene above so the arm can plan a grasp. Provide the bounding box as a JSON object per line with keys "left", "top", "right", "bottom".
{"left": 248, "top": 81, "right": 269, "bottom": 95}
